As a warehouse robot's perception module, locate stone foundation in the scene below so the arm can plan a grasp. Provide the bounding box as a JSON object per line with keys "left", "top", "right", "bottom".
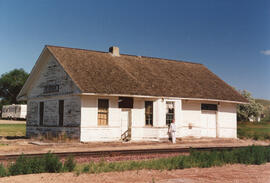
{"left": 26, "top": 126, "right": 80, "bottom": 139}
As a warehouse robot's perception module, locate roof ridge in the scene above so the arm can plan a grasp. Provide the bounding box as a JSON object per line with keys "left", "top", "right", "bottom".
{"left": 46, "top": 45, "right": 108, "bottom": 54}
{"left": 140, "top": 55, "right": 202, "bottom": 65}
{"left": 45, "top": 45, "right": 202, "bottom": 65}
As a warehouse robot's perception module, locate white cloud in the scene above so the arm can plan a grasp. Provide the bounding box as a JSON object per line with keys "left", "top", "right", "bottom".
{"left": 260, "top": 50, "right": 270, "bottom": 55}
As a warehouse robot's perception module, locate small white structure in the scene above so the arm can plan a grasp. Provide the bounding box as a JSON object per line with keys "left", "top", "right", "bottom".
{"left": 2, "top": 104, "right": 27, "bottom": 120}
{"left": 17, "top": 45, "right": 248, "bottom": 141}
{"left": 248, "top": 115, "right": 261, "bottom": 122}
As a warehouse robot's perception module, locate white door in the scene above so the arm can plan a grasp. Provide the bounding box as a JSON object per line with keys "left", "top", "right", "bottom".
{"left": 121, "top": 109, "right": 131, "bottom": 135}
{"left": 201, "top": 111, "right": 217, "bottom": 137}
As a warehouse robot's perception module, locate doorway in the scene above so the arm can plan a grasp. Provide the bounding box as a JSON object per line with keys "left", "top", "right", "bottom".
{"left": 201, "top": 111, "right": 217, "bottom": 137}
{"left": 121, "top": 108, "right": 131, "bottom": 139}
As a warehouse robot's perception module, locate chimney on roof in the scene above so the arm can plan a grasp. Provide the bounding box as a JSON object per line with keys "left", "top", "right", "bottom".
{"left": 109, "top": 46, "right": 120, "bottom": 56}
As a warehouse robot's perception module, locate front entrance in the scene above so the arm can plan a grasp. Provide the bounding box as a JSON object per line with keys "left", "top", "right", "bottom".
{"left": 121, "top": 108, "right": 131, "bottom": 140}
{"left": 201, "top": 111, "right": 217, "bottom": 137}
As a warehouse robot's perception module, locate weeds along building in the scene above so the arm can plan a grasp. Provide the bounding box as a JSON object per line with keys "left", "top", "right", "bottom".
{"left": 17, "top": 45, "right": 248, "bottom": 142}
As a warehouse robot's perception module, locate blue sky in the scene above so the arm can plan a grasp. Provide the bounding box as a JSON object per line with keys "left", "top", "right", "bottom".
{"left": 0, "top": 0, "right": 269, "bottom": 99}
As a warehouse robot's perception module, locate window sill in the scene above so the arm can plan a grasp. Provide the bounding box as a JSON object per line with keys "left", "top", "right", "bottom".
{"left": 144, "top": 125, "right": 154, "bottom": 128}
{"left": 97, "top": 125, "right": 109, "bottom": 127}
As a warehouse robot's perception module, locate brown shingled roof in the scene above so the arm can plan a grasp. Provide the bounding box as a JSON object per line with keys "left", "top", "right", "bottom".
{"left": 46, "top": 45, "right": 247, "bottom": 103}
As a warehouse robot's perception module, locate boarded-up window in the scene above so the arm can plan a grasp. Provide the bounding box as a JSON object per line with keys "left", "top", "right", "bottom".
{"left": 145, "top": 101, "right": 153, "bottom": 126}
{"left": 118, "top": 97, "right": 133, "bottom": 108}
{"left": 166, "top": 101, "right": 174, "bottom": 125}
{"left": 39, "top": 102, "right": 44, "bottom": 126}
{"left": 59, "top": 100, "right": 64, "bottom": 126}
{"left": 201, "top": 104, "right": 217, "bottom": 111}
{"left": 44, "top": 85, "right": 59, "bottom": 93}
{"left": 44, "top": 80, "right": 59, "bottom": 94}
{"left": 98, "top": 99, "right": 109, "bottom": 125}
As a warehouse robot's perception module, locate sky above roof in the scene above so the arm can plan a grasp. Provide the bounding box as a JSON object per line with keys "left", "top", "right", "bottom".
{"left": 0, "top": 0, "right": 269, "bottom": 99}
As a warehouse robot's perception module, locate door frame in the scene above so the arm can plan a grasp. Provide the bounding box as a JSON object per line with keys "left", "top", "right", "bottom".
{"left": 201, "top": 110, "right": 217, "bottom": 138}
{"left": 121, "top": 108, "right": 132, "bottom": 136}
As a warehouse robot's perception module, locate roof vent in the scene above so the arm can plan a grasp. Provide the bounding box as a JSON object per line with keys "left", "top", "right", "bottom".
{"left": 109, "top": 46, "right": 120, "bottom": 56}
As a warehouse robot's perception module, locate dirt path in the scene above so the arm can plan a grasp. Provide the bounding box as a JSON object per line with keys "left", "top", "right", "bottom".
{"left": 1, "top": 163, "right": 269, "bottom": 183}
{"left": 0, "top": 119, "right": 26, "bottom": 124}
{"left": 0, "top": 120, "right": 269, "bottom": 156}
{"left": 0, "top": 138, "right": 269, "bottom": 156}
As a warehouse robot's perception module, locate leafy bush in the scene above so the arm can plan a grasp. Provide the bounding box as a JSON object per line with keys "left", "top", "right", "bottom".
{"left": 7, "top": 152, "right": 76, "bottom": 176}
{"left": 63, "top": 156, "right": 76, "bottom": 172}
{"left": 9, "top": 154, "right": 33, "bottom": 175}
{"left": 82, "top": 164, "right": 90, "bottom": 173}
{"left": 0, "top": 164, "right": 7, "bottom": 177}
{"left": 237, "top": 90, "right": 263, "bottom": 121}
{"left": 43, "top": 153, "right": 63, "bottom": 173}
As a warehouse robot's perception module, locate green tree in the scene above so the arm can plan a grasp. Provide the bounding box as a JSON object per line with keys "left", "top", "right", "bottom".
{"left": 0, "top": 69, "right": 29, "bottom": 110}
{"left": 237, "top": 90, "right": 264, "bottom": 121}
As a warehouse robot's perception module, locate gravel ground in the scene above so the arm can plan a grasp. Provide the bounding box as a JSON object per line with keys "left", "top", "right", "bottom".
{"left": 0, "top": 136, "right": 269, "bottom": 156}
{"left": 0, "top": 163, "right": 269, "bottom": 183}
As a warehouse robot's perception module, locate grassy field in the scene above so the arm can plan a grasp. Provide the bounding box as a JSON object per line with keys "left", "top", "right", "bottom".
{"left": 256, "top": 98, "right": 270, "bottom": 122}
{"left": 0, "top": 121, "right": 269, "bottom": 140}
{"left": 238, "top": 122, "right": 270, "bottom": 140}
{"left": 256, "top": 99, "right": 270, "bottom": 106}
{"left": 0, "top": 124, "right": 26, "bottom": 136}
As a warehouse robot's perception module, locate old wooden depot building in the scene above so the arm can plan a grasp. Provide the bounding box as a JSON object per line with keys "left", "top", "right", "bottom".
{"left": 17, "top": 45, "right": 247, "bottom": 142}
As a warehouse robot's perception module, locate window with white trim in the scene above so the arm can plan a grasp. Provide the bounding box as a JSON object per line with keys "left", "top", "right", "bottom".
{"left": 98, "top": 99, "right": 109, "bottom": 125}
{"left": 145, "top": 101, "right": 153, "bottom": 126}
{"left": 166, "top": 101, "right": 174, "bottom": 125}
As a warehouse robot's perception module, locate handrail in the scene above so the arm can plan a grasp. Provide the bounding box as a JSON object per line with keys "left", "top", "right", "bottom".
{"left": 121, "top": 130, "right": 129, "bottom": 141}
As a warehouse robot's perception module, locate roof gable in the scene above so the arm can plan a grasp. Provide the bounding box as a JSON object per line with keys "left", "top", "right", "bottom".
{"left": 17, "top": 47, "right": 81, "bottom": 100}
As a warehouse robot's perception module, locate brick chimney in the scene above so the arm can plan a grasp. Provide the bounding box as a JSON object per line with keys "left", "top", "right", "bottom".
{"left": 109, "top": 46, "right": 120, "bottom": 56}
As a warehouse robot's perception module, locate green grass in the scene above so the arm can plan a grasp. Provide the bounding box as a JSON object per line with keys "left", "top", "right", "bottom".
{"left": 238, "top": 122, "right": 270, "bottom": 140}
{"left": 0, "top": 124, "right": 26, "bottom": 136}
{"left": 0, "top": 153, "right": 76, "bottom": 177}
{"left": 75, "top": 146, "right": 270, "bottom": 174}
{"left": 0, "top": 146, "right": 269, "bottom": 177}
